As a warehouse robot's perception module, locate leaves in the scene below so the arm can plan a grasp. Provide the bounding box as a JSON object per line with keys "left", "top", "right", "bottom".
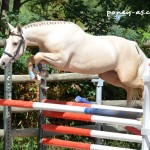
{"left": 107, "top": 25, "right": 140, "bottom": 41}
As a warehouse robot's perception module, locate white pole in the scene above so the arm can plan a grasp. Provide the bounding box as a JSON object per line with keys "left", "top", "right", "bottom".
{"left": 92, "top": 78, "right": 104, "bottom": 104}
{"left": 142, "top": 59, "right": 150, "bottom": 150}
{"left": 91, "top": 115, "right": 141, "bottom": 127}
{"left": 90, "top": 144, "right": 136, "bottom": 150}
{"left": 142, "top": 81, "right": 150, "bottom": 149}
{"left": 33, "top": 102, "right": 142, "bottom": 127}
{"left": 90, "top": 130, "right": 142, "bottom": 143}
{"left": 92, "top": 78, "right": 104, "bottom": 144}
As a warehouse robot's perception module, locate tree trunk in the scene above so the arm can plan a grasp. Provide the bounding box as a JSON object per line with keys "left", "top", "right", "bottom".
{"left": 13, "top": 0, "right": 21, "bottom": 12}
{"left": 0, "top": 0, "right": 2, "bottom": 14}
{"left": 2, "top": 0, "right": 9, "bottom": 11}
{"left": 0, "top": 0, "right": 9, "bottom": 34}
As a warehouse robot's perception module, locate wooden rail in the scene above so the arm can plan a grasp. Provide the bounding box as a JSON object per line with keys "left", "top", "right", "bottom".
{"left": 0, "top": 73, "right": 98, "bottom": 83}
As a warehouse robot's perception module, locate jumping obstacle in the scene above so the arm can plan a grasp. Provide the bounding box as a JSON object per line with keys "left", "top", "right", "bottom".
{"left": 0, "top": 98, "right": 142, "bottom": 128}
{"left": 0, "top": 79, "right": 147, "bottom": 150}
{"left": 0, "top": 98, "right": 142, "bottom": 150}
{"left": 1, "top": 62, "right": 150, "bottom": 150}
{"left": 42, "top": 99, "right": 143, "bottom": 119}
{"left": 42, "top": 124, "right": 142, "bottom": 143}
{"left": 40, "top": 99, "right": 142, "bottom": 150}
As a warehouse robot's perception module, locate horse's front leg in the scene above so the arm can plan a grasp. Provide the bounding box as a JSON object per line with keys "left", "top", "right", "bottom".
{"left": 33, "top": 52, "right": 64, "bottom": 70}
{"left": 26, "top": 56, "right": 42, "bottom": 84}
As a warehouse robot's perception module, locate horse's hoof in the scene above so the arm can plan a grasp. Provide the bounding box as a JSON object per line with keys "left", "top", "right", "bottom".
{"left": 40, "top": 69, "right": 49, "bottom": 78}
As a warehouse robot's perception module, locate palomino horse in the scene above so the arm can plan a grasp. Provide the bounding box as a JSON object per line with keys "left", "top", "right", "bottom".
{"left": 0, "top": 21, "right": 148, "bottom": 107}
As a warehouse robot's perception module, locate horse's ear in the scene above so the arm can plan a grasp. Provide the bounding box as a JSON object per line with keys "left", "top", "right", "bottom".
{"left": 17, "top": 24, "right": 22, "bottom": 33}
{"left": 7, "top": 23, "right": 15, "bottom": 31}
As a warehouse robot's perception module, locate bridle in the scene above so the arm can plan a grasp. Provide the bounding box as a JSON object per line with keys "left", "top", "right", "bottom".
{"left": 4, "top": 32, "right": 26, "bottom": 63}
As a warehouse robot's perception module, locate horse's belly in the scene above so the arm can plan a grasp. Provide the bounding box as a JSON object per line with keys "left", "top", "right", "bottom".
{"left": 65, "top": 58, "right": 116, "bottom": 74}
{"left": 66, "top": 48, "right": 117, "bottom": 74}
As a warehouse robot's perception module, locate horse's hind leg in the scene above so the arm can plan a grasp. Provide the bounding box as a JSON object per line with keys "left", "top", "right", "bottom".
{"left": 99, "top": 71, "right": 136, "bottom": 107}
{"left": 116, "top": 62, "right": 144, "bottom": 90}
{"left": 99, "top": 71, "right": 127, "bottom": 90}
{"left": 115, "top": 61, "right": 144, "bottom": 106}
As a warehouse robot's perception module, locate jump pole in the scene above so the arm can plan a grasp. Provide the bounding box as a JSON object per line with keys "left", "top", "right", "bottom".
{"left": 41, "top": 138, "right": 136, "bottom": 150}
{"left": 43, "top": 99, "right": 143, "bottom": 119}
{"left": 0, "top": 99, "right": 142, "bottom": 128}
{"left": 42, "top": 111, "right": 141, "bottom": 127}
{"left": 42, "top": 124, "right": 142, "bottom": 143}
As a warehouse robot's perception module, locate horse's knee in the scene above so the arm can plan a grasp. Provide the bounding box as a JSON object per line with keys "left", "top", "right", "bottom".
{"left": 34, "top": 52, "right": 43, "bottom": 65}
{"left": 118, "top": 71, "right": 135, "bottom": 84}
{"left": 120, "top": 78, "right": 131, "bottom": 85}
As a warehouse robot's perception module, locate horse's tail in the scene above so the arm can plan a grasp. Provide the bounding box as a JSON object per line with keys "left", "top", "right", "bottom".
{"left": 127, "top": 88, "right": 143, "bottom": 108}
{"left": 132, "top": 88, "right": 143, "bottom": 100}
{"left": 134, "top": 42, "right": 148, "bottom": 78}
{"left": 128, "top": 43, "right": 146, "bottom": 108}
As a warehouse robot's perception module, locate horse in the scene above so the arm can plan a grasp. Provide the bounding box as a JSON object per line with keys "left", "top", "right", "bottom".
{"left": 0, "top": 21, "right": 148, "bottom": 107}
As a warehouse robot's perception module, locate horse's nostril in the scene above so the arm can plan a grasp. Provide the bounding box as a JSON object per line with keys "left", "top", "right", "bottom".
{"left": 2, "top": 62, "right": 5, "bottom": 66}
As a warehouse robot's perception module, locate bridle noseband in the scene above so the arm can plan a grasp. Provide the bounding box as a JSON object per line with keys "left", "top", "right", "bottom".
{"left": 4, "top": 32, "right": 26, "bottom": 62}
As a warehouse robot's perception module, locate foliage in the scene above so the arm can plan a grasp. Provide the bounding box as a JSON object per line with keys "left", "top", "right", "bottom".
{"left": 139, "top": 25, "right": 150, "bottom": 44}
{"left": 0, "top": 137, "right": 38, "bottom": 150}
{"left": 103, "top": 139, "right": 141, "bottom": 150}
{"left": 47, "top": 81, "right": 96, "bottom": 101}
{"left": 117, "top": 0, "right": 150, "bottom": 29}
{"left": 107, "top": 25, "right": 140, "bottom": 42}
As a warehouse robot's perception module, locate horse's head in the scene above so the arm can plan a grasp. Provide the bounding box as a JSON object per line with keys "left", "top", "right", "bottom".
{"left": 0, "top": 23, "right": 26, "bottom": 69}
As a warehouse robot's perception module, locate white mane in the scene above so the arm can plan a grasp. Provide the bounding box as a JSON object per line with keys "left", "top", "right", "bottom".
{"left": 23, "top": 21, "right": 73, "bottom": 29}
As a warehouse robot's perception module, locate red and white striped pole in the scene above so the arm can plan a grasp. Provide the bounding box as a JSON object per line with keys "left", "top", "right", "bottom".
{"left": 0, "top": 98, "right": 142, "bottom": 127}
{"left": 41, "top": 138, "right": 136, "bottom": 150}
{"left": 42, "top": 124, "right": 142, "bottom": 143}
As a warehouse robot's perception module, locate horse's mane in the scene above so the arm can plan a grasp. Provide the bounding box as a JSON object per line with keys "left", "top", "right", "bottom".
{"left": 24, "top": 21, "right": 72, "bottom": 29}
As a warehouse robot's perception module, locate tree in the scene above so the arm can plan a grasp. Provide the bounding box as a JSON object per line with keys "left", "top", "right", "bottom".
{"left": 0, "top": 0, "right": 9, "bottom": 36}
{"left": 116, "top": 0, "right": 150, "bottom": 29}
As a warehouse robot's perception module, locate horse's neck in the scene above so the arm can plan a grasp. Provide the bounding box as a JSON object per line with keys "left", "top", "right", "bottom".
{"left": 22, "top": 21, "right": 74, "bottom": 43}
{"left": 23, "top": 27, "right": 48, "bottom": 44}
{"left": 22, "top": 22, "right": 85, "bottom": 51}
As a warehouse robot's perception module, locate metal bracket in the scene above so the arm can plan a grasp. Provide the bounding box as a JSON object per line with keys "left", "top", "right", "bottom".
{"left": 92, "top": 78, "right": 104, "bottom": 87}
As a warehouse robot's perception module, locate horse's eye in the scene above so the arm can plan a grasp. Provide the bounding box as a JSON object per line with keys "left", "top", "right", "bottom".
{"left": 13, "top": 42, "right": 18, "bottom": 46}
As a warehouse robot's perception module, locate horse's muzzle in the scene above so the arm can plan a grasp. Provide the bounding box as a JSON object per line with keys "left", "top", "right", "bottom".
{"left": 0, "top": 59, "right": 10, "bottom": 69}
